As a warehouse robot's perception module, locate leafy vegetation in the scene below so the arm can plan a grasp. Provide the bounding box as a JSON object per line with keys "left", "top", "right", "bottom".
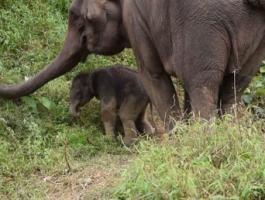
{"left": 0, "top": 1, "right": 264, "bottom": 199}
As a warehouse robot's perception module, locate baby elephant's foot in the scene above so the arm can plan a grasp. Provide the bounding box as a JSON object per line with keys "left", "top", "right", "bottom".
{"left": 122, "top": 134, "right": 138, "bottom": 147}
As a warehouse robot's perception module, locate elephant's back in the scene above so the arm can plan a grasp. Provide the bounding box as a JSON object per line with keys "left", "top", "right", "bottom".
{"left": 106, "top": 66, "right": 148, "bottom": 103}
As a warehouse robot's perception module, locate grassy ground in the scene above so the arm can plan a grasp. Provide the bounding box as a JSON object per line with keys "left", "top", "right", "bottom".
{"left": 0, "top": 1, "right": 264, "bottom": 199}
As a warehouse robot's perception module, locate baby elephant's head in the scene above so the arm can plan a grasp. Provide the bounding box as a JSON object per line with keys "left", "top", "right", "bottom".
{"left": 69, "top": 72, "right": 94, "bottom": 117}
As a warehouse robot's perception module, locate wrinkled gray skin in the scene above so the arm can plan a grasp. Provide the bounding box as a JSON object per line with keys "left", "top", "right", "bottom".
{"left": 70, "top": 66, "right": 154, "bottom": 146}
{"left": 0, "top": 0, "right": 265, "bottom": 131}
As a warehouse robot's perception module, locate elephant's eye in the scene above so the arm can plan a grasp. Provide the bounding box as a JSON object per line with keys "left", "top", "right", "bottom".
{"left": 70, "top": 10, "right": 80, "bottom": 21}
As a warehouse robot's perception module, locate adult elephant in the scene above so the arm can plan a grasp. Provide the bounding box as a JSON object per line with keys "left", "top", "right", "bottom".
{"left": 0, "top": 0, "right": 264, "bottom": 130}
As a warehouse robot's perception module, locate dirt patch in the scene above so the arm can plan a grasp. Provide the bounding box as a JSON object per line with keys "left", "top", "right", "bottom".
{"left": 40, "top": 154, "right": 134, "bottom": 200}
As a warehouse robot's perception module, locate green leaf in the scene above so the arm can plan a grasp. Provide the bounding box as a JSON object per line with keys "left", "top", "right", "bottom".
{"left": 255, "top": 88, "right": 265, "bottom": 97}
{"left": 260, "top": 66, "right": 265, "bottom": 73}
{"left": 39, "top": 97, "right": 55, "bottom": 110}
{"left": 244, "top": 88, "right": 251, "bottom": 94}
{"left": 255, "top": 81, "right": 264, "bottom": 88}
{"left": 242, "top": 95, "right": 253, "bottom": 104}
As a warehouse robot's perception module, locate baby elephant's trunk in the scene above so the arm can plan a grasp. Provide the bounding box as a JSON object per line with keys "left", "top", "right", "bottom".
{"left": 245, "top": 0, "right": 265, "bottom": 9}
{"left": 69, "top": 102, "right": 80, "bottom": 118}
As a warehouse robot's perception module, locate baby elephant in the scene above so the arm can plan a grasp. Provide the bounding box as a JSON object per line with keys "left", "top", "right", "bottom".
{"left": 69, "top": 65, "right": 154, "bottom": 146}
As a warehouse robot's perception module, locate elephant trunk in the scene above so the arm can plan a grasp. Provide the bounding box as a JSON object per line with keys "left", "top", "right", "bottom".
{"left": 0, "top": 30, "right": 87, "bottom": 99}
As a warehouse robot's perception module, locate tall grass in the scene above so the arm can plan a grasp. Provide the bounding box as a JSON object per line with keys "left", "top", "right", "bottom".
{"left": 115, "top": 114, "right": 265, "bottom": 199}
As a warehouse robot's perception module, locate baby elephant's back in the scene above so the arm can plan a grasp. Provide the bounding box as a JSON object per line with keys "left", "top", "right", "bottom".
{"left": 107, "top": 66, "right": 149, "bottom": 103}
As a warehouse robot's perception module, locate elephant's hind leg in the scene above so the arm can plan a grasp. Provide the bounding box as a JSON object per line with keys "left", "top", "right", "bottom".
{"left": 219, "top": 43, "right": 265, "bottom": 114}
{"left": 219, "top": 74, "right": 250, "bottom": 114}
{"left": 182, "top": 28, "right": 229, "bottom": 119}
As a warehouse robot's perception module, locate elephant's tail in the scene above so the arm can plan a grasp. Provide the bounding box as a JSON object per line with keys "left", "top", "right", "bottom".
{"left": 245, "top": 0, "right": 265, "bottom": 9}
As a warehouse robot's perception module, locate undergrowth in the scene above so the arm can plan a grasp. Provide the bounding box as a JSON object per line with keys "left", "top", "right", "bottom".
{"left": 0, "top": 1, "right": 264, "bottom": 199}
{"left": 115, "top": 114, "right": 265, "bottom": 199}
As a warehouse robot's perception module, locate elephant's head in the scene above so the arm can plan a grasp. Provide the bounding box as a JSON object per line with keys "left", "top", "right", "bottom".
{"left": 69, "top": 72, "right": 94, "bottom": 117}
{"left": 0, "top": 0, "right": 127, "bottom": 99}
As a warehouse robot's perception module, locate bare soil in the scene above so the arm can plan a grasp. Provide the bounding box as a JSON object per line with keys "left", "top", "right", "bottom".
{"left": 40, "top": 154, "right": 134, "bottom": 200}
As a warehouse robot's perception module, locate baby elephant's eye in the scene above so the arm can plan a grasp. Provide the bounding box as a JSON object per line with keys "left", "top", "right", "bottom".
{"left": 70, "top": 11, "right": 84, "bottom": 28}
{"left": 78, "top": 24, "right": 85, "bottom": 32}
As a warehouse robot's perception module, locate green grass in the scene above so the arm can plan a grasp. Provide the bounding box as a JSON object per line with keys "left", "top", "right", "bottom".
{"left": 114, "top": 115, "right": 265, "bottom": 199}
{"left": 0, "top": 1, "right": 133, "bottom": 198}
{"left": 0, "top": 1, "right": 264, "bottom": 199}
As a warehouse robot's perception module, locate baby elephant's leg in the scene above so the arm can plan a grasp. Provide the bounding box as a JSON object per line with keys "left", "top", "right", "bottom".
{"left": 101, "top": 98, "right": 117, "bottom": 138}
{"left": 119, "top": 98, "right": 140, "bottom": 146}
{"left": 121, "top": 120, "right": 138, "bottom": 146}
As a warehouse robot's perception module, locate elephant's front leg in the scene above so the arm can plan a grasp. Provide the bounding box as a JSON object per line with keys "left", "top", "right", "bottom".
{"left": 131, "top": 45, "right": 181, "bottom": 130}
{"left": 139, "top": 70, "right": 180, "bottom": 131}
{"left": 125, "top": 17, "right": 181, "bottom": 131}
